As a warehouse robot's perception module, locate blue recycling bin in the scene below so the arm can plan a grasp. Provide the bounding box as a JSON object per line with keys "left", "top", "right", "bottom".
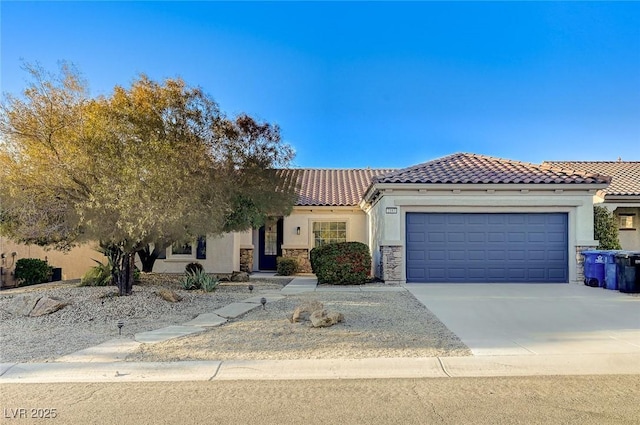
{"left": 600, "top": 251, "right": 619, "bottom": 290}
{"left": 582, "top": 250, "right": 606, "bottom": 287}
{"left": 615, "top": 251, "right": 640, "bottom": 294}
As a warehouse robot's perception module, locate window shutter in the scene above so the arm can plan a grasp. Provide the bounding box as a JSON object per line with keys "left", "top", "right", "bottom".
{"left": 196, "top": 237, "right": 207, "bottom": 259}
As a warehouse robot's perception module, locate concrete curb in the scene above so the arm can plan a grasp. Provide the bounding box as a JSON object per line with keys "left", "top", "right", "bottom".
{"left": 2, "top": 353, "right": 639, "bottom": 383}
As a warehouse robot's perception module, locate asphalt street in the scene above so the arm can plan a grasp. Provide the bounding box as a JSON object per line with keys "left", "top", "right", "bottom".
{"left": 2, "top": 375, "right": 639, "bottom": 425}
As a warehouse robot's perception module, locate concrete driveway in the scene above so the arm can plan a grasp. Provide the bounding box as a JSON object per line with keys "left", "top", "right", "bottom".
{"left": 405, "top": 283, "right": 640, "bottom": 356}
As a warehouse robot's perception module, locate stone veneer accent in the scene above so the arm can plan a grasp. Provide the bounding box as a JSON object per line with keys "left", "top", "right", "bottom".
{"left": 282, "top": 248, "right": 312, "bottom": 273}
{"left": 239, "top": 248, "right": 253, "bottom": 273}
{"left": 576, "top": 245, "right": 597, "bottom": 284}
{"left": 380, "top": 245, "right": 402, "bottom": 283}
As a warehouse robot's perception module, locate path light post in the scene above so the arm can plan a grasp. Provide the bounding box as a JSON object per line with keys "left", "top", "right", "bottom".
{"left": 260, "top": 297, "right": 266, "bottom": 310}
{"left": 248, "top": 284, "right": 254, "bottom": 293}
{"left": 117, "top": 320, "right": 124, "bottom": 335}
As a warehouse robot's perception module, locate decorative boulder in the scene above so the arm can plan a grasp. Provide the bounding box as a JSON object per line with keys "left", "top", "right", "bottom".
{"left": 29, "top": 296, "right": 67, "bottom": 317}
{"left": 230, "top": 271, "right": 250, "bottom": 282}
{"left": 290, "top": 301, "right": 324, "bottom": 323}
{"left": 158, "top": 289, "right": 182, "bottom": 303}
{"left": 6, "top": 295, "right": 39, "bottom": 316}
{"left": 309, "top": 309, "right": 344, "bottom": 328}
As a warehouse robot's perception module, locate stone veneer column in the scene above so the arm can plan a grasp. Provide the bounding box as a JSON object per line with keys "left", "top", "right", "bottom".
{"left": 380, "top": 245, "right": 402, "bottom": 284}
{"left": 575, "top": 245, "right": 597, "bottom": 284}
{"left": 239, "top": 248, "right": 253, "bottom": 273}
{"left": 282, "top": 248, "right": 312, "bottom": 273}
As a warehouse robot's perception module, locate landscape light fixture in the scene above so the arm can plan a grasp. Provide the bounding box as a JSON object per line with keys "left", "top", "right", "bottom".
{"left": 296, "top": 227, "right": 301, "bottom": 235}
{"left": 117, "top": 320, "right": 124, "bottom": 335}
{"left": 248, "top": 284, "right": 254, "bottom": 293}
{"left": 260, "top": 297, "right": 267, "bottom": 310}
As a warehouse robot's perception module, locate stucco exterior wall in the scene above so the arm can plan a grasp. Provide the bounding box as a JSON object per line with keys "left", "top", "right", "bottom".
{"left": 275, "top": 207, "right": 368, "bottom": 272}
{"left": 152, "top": 233, "right": 236, "bottom": 274}
{"left": 367, "top": 187, "right": 599, "bottom": 284}
{"left": 0, "top": 238, "right": 106, "bottom": 282}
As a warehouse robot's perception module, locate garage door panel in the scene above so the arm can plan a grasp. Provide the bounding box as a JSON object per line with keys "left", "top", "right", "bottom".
{"left": 468, "top": 250, "right": 485, "bottom": 260}
{"left": 488, "top": 233, "right": 505, "bottom": 242}
{"left": 548, "top": 268, "right": 567, "bottom": 279}
{"left": 528, "top": 233, "right": 546, "bottom": 243}
{"left": 467, "top": 215, "right": 486, "bottom": 225}
{"left": 508, "top": 250, "right": 526, "bottom": 260}
{"left": 488, "top": 215, "right": 505, "bottom": 225}
{"left": 406, "top": 213, "right": 568, "bottom": 283}
{"left": 428, "top": 232, "right": 446, "bottom": 243}
{"left": 487, "top": 250, "right": 506, "bottom": 261}
{"left": 508, "top": 232, "right": 526, "bottom": 242}
{"left": 448, "top": 250, "right": 466, "bottom": 260}
{"left": 447, "top": 232, "right": 466, "bottom": 243}
{"left": 407, "top": 250, "right": 425, "bottom": 261}
{"left": 407, "top": 232, "right": 425, "bottom": 243}
{"left": 427, "top": 251, "right": 446, "bottom": 260}
{"left": 508, "top": 215, "right": 526, "bottom": 224}
{"left": 468, "top": 233, "right": 486, "bottom": 242}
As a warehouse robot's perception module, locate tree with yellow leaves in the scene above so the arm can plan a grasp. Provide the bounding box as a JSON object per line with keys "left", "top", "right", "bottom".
{"left": 0, "top": 63, "right": 296, "bottom": 295}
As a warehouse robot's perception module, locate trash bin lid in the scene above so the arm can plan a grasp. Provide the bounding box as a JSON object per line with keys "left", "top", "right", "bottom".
{"left": 615, "top": 251, "right": 636, "bottom": 258}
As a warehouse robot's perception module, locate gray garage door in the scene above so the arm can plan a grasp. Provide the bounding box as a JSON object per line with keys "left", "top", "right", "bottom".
{"left": 406, "top": 213, "right": 568, "bottom": 283}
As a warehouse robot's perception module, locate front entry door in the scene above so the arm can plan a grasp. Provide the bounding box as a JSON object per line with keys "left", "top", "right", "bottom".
{"left": 258, "top": 217, "right": 283, "bottom": 270}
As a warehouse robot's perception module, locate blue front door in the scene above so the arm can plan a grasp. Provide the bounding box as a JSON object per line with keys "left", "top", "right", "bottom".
{"left": 258, "top": 217, "right": 283, "bottom": 270}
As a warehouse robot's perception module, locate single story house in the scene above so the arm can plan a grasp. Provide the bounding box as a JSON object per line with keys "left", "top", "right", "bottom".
{"left": 2, "top": 153, "right": 623, "bottom": 285}
{"left": 544, "top": 161, "right": 640, "bottom": 251}
{"left": 153, "top": 153, "right": 611, "bottom": 284}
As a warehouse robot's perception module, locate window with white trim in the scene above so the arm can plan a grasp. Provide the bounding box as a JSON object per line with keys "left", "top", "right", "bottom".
{"left": 312, "top": 221, "right": 347, "bottom": 247}
{"left": 618, "top": 215, "right": 635, "bottom": 230}
{"left": 171, "top": 241, "right": 193, "bottom": 256}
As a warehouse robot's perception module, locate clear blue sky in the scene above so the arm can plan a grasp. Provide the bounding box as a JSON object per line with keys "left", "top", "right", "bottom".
{"left": 2, "top": 1, "right": 639, "bottom": 168}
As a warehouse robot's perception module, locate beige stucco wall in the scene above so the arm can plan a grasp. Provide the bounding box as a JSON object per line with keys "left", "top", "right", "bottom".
{"left": 281, "top": 207, "right": 367, "bottom": 248}
{"left": 366, "top": 186, "right": 601, "bottom": 284}
{"left": 151, "top": 233, "right": 237, "bottom": 274}
{"left": 615, "top": 207, "right": 640, "bottom": 250}
{"left": 0, "top": 237, "right": 106, "bottom": 282}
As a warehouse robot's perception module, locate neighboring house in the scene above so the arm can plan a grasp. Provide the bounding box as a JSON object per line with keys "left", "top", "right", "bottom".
{"left": 544, "top": 161, "right": 640, "bottom": 251}
{"left": 1, "top": 153, "right": 614, "bottom": 285}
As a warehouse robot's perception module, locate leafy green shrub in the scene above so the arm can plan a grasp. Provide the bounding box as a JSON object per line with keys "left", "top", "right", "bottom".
{"left": 276, "top": 257, "right": 298, "bottom": 276}
{"left": 14, "top": 258, "right": 53, "bottom": 287}
{"left": 594, "top": 206, "right": 621, "bottom": 249}
{"left": 180, "top": 269, "right": 219, "bottom": 292}
{"left": 80, "top": 260, "right": 112, "bottom": 287}
{"left": 312, "top": 242, "right": 371, "bottom": 285}
{"left": 185, "top": 262, "right": 204, "bottom": 275}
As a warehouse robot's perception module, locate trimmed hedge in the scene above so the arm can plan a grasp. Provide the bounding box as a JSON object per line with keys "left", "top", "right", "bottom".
{"left": 14, "top": 258, "right": 53, "bottom": 287}
{"left": 311, "top": 242, "right": 371, "bottom": 285}
{"left": 276, "top": 257, "right": 298, "bottom": 276}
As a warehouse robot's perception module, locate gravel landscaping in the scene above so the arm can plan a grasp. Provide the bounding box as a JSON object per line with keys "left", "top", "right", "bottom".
{"left": 0, "top": 275, "right": 471, "bottom": 363}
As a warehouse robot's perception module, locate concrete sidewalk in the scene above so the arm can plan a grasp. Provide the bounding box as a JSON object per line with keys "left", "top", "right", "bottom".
{"left": 2, "top": 353, "right": 639, "bottom": 383}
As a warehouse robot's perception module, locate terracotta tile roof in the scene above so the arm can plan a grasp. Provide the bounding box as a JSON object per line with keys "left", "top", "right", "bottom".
{"left": 278, "top": 168, "right": 394, "bottom": 206}
{"left": 373, "top": 153, "right": 611, "bottom": 185}
{"left": 543, "top": 161, "right": 640, "bottom": 196}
